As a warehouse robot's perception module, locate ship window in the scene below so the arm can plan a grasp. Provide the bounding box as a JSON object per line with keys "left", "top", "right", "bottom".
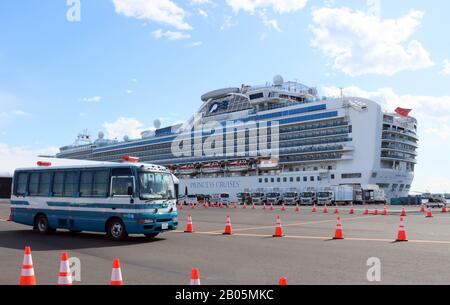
{"left": 328, "top": 166, "right": 332, "bottom": 170}
{"left": 318, "top": 177, "right": 321, "bottom": 181}
{"left": 310, "top": 176, "right": 314, "bottom": 182}
{"left": 271, "top": 178, "right": 275, "bottom": 183}
{"left": 283, "top": 177, "right": 287, "bottom": 182}
{"left": 249, "top": 93, "right": 264, "bottom": 100}
{"left": 277, "top": 178, "right": 281, "bottom": 183}
{"left": 265, "top": 178, "right": 269, "bottom": 183}
{"left": 331, "top": 174, "right": 335, "bottom": 179}
{"left": 259, "top": 178, "right": 262, "bottom": 183}
{"left": 303, "top": 177, "right": 307, "bottom": 182}
{"left": 297, "top": 177, "right": 300, "bottom": 182}
{"left": 290, "top": 177, "right": 294, "bottom": 182}
{"left": 342, "top": 173, "right": 362, "bottom": 179}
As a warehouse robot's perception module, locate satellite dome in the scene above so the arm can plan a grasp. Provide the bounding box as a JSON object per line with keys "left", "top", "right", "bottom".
{"left": 273, "top": 75, "right": 284, "bottom": 86}
{"left": 123, "top": 135, "right": 130, "bottom": 142}
{"left": 153, "top": 119, "right": 162, "bottom": 129}
{"left": 98, "top": 131, "right": 104, "bottom": 139}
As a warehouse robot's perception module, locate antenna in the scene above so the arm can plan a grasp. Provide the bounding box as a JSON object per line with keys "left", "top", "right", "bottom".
{"left": 340, "top": 87, "right": 344, "bottom": 99}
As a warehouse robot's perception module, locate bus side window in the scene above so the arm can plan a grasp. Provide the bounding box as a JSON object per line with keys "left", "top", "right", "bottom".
{"left": 53, "top": 172, "right": 64, "bottom": 197}
{"left": 38, "top": 172, "right": 52, "bottom": 196}
{"left": 28, "top": 172, "right": 40, "bottom": 196}
{"left": 111, "top": 177, "right": 134, "bottom": 197}
{"left": 15, "top": 172, "right": 29, "bottom": 196}
{"left": 64, "top": 171, "right": 79, "bottom": 197}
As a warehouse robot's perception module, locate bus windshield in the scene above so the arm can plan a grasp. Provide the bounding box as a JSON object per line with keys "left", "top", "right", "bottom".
{"left": 139, "top": 172, "right": 175, "bottom": 200}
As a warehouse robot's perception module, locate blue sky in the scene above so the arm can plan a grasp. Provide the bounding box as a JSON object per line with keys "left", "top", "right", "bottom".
{"left": 0, "top": 0, "right": 449, "bottom": 192}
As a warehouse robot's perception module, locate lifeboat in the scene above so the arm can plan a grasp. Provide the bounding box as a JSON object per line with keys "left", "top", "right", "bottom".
{"left": 258, "top": 158, "right": 279, "bottom": 169}
{"left": 227, "top": 160, "right": 250, "bottom": 172}
{"left": 167, "top": 165, "right": 178, "bottom": 173}
{"left": 178, "top": 164, "right": 197, "bottom": 175}
{"left": 201, "top": 162, "right": 222, "bottom": 174}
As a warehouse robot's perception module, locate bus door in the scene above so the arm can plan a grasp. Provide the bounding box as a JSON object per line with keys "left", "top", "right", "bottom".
{"left": 109, "top": 168, "right": 136, "bottom": 212}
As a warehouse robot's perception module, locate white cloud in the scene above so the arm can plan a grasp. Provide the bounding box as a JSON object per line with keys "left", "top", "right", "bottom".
{"left": 188, "top": 41, "right": 203, "bottom": 47}
{"left": 322, "top": 85, "right": 450, "bottom": 138}
{"left": 226, "top": 0, "right": 307, "bottom": 14}
{"left": 0, "top": 110, "right": 29, "bottom": 118}
{"left": 80, "top": 96, "right": 102, "bottom": 103}
{"left": 198, "top": 8, "right": 208, "bottom": 17}
{"left": 112, "top": 0, "right": 192, "bottom": 30}
{"left": 152, "top": 29, "right": 191, "bottom": 40}
{"left": 190, "top": 0, "right": 213, "bottom": 4}
{"left": 220, "top": 15, "right": 238, "bottom": 30}
{"left": 125, "top": 89, "right": 134, "bottom": 94}
{"left": 311, "top": 7, "right": 434, "bottom": 76}
{"left": 442, "top": 59, "right": 450, "bottom": 75}
{"left": 0, "top": 144, "right": 59, "bottom": 175}
{"left": 103, "top": 117, "right": 150, "bottom": 140}
{"left": 259, "top": 10, "right": 281, "bottom": 32}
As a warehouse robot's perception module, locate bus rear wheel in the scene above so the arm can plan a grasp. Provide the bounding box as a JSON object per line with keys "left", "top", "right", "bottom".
{"left": 106, "top": 218, "right": 128, "bottom": 241}
{"left": 34, "top": 214, "right": 55, "bottom": 235}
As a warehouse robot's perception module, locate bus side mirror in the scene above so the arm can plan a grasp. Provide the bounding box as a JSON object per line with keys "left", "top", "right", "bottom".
{"left": 127, "top": 186, "right": 133, "bottom": 196}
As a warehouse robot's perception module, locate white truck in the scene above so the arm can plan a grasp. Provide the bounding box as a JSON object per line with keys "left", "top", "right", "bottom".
{"left": 356, "top": 185, "right": 387, "bottom": 204}
{"left": 300, "top": 187, "right": 316, "bottom": 206}
{"left": 251, "top": 192, "right": 266, "bottom": 205}
{"left": 316, "top": 187, "right": 334, "bottom": 206}
{"left": 265, "top": 191, "right": 283, "bottom": 205}
{"left": 281, "top": 189, "right": 300, "bottom": 206}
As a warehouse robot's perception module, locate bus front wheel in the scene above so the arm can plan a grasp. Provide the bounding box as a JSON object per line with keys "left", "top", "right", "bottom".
{"left": 106, "top": 218, "right": 128, "bottom": 241}
{"left": 34, "top": 214, "right": 56, "bottom": 235}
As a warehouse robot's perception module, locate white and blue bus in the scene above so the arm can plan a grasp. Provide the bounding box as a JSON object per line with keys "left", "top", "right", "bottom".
{"left": 10, "top": 158, "right": 179, "bottom": 241}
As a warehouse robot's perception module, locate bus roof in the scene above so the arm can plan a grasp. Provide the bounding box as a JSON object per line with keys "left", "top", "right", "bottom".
{"left": 14, "top": 159, "right": 169, "bottom": 173}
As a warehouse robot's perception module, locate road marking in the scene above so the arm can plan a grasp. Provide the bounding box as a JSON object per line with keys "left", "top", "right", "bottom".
{"left": 200, "top": 215, "right": 375, "bottom": 234}
{"left": 172, "top": 230, "right": 450, "bottom": 245}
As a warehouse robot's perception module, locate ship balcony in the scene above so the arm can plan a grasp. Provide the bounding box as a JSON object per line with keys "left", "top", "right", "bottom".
{"left": 279, "top": 121, "right": 349, "bottom": 135}
{"left": 380, "top": 154, "right": 417, "bottom": 164}
{"left": 281, "top": 144, "right": 354, "bottom": 156}
{"left": 381, "top": 137, "right": 418, "bottom": 148}
{"left": 382, "top": 128, "right": 418, "bottom": 141}
{"left": 280, "top": 153, "right": 346, "bottom": 164}
{"left": 381, "top": 146, "right": 418, "bottom": 156}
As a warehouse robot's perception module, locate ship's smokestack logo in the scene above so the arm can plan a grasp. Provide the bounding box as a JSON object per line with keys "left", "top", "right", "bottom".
{"left": 171, "top": 113, "right": 279, "bottom": 159}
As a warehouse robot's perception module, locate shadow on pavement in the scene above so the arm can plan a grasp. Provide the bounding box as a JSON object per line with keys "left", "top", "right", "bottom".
{"left": 0, "top": 229, "right": 166, "bottom": 251}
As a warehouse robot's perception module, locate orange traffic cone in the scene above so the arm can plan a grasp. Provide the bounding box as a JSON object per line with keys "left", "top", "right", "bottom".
{"left": 262, "top": 202, "right": 267, "bottom": 210}
{"left": 442, "top": 206, "right": 447, "bottom": 213}
{"left": 363, "top": 206, "right": 369, "bottom": 215}
{"left": 178, "top": 203, "right": 183, "bottom": 210}
{"left": 349, "top": 204, "right": 355, "bottom": 215}
{"left": 270, "top": 203, "right": 274, "bottom": 211}
{"left": 426, "top": 207, "right": 433, "bottom": 218}
{"left": 295, "top": 204, "right": 300, "bottom": 213}
{"left": 312, "top": 204, "right": 317, "bottom": 213}
{"left": 333, "top": 216, "right": 344, "bottom": 240}
{"left": 185, "top": 214, "right": 194, "bottom": 233}
{"left": 110, "top": 258, "right": 124, "bottom": 285}
{"left": 278, "top": 277, "right": 288, "bottom": 285}
{"left": 223, "top": 216, "right": 232, "bottom": 235}
{"left": 190, "top": 267, "right": 201, "bottom": 285}
{"left": 57, "top": 251, "right": 72, "bottom": 285}
{"left": 19, "top": 246, "right": 36, "bottom": 285}
{"left": 226, "top": 203, "right": 230, "bottom": 209}
{"left": 373, "top": 207, "right": 379, "bottom": 215}
{"left": 334, "top": 206, "right": 339, "bottom": 214}
{"left": 420, "top": 205, "right": 425, "bottom": 213}
{"left": 273, "top": 216, "right": 283, "bottom": 237}
{"left": 281, "top": 203, "right": 286, "bottom": 211}
{"left": 7, "top": 212, "right": 12, "bottom": 221}
{"left": 396, "top": 217, "right": 408, "bottom": 242}
{"left": 401, "top": 207, "right": 407, "bottom": 216}
{"left": 323, "top": 205, "right": 328, "bottom": 214}
{"left": 252, "top": 202, "right": 256, "bottom": 210}
{"left": 382, "top": 206, "right": 388, "bottom": 216}
{"left": 219, "top": 202, "right": 223, "bottom": 209}
{"left": 243, "top": 202, "right": 247, "bottom": 209}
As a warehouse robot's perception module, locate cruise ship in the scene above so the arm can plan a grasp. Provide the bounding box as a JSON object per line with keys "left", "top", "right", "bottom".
{"left": 57, "top": 76, "right": 418, "bottom": 200}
